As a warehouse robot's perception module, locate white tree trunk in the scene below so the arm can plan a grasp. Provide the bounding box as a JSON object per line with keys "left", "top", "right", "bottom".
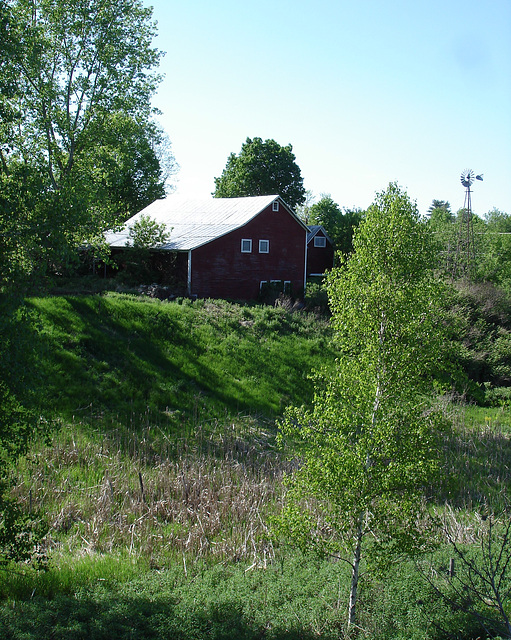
{"left": 348, "top": 318, "right": 384, "bottom": 628}
{"left": 348, "top": 512, "right": 364, "bottom": 628}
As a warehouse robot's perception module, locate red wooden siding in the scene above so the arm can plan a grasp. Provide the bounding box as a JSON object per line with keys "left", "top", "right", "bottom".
{"left": 307, "top": 231, "right": 335, "bottom": 276}
{"left": 190, "top": 203, "right": 306, "bottom": 300}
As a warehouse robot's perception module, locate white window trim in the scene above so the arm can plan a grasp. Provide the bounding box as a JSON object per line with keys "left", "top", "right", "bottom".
{"left": 272, "top": 201, "right": 279, "bottom": 211}
{"left": 241, "top": 238, "right": 252, "bottom": 253}
{"left": 259, "top": 239, "right": 269, "bottom": 253}
{"left": 314, "top": 236, "right": 327, "bottom": 248}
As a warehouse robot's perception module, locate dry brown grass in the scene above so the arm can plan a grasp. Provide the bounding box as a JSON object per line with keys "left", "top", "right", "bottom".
{"left": 13, "top": 417, "right": 288, "bottom": 565}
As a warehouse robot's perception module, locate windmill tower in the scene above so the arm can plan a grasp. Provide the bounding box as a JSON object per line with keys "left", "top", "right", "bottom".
{"left": 452, "top": 169, "right": 483, "bottom": 278}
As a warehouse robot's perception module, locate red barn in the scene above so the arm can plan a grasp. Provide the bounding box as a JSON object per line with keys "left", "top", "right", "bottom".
{"left": 306, "top": 225, "right": 335, "bottom": 277}
{"left": 106, "top": 195, "right": 308, "bottom": 301}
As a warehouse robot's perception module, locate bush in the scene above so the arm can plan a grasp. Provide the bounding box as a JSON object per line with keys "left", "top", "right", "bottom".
{"left": 444, "top": 281, "right": 511, "bottom": 402}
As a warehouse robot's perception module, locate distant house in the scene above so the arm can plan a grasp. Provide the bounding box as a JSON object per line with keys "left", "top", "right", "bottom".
{"left": 106, "top": 195, "right": 308, "bottom": 301}
{"left": 306, "top": 225, "right": 335, "bottom": 277}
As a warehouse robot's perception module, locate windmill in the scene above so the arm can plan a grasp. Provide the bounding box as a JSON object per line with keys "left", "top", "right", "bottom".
{"left": 453, "top": 169, "right": 483, "bottom": 278}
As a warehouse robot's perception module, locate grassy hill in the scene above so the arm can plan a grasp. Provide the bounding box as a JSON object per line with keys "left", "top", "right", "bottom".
{"left": 27, "top": 293, "right": 335, "bottom": 428}
{"left": 3, "top": 291, "right": 511, "bottom": 639}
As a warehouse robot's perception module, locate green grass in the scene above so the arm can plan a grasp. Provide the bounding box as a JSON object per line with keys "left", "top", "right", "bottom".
{"left": 4, "top": 292, "right": 511, "bottom": 639}
{"left": 0, "top": 553, "right": 350, "bottom": 639}
{"left": 27, "top": 294, "right": 334, "bottom": 429}
{"left": 0, "top": 548, "right": 501, "bottom": 640}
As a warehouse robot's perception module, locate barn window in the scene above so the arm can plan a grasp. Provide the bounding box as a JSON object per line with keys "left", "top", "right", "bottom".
{"left": 259, "top": 239, "right": 269, "bottom": 253}
{"left": 272, "top": 201, "right": 279, "bottom": 212}
{"left": 314, "top": 236, "right": 327, "bottom": 248}
{"left": 241, "top": 239, "right": 252, "bottom": 253}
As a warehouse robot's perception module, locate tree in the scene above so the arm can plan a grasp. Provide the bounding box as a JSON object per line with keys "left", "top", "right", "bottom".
{"left": 74, "top": 113, "right": 172, "bottom": 222}
{"left": 126, "top": 214, "right": 170, "bottom": 250}
{"left": 294, "top": 189, "right": 315, "bottom": 223}
{"left": 477, "top": 209, "right": 511, "bottom": 292}
{"left": 213, "top": 137, "right": 305, "bottom": 209}
{"left": 115, "top": 214, "right": 171, "bottom": 282}
{"left": 276, "top": 183, "right": 449, "bottom": 629}
{"left": 428, "top": 199, "right": 451, "bottom": 215}
{"left": 308, "top": 194, "right": 363, "bottom": 254}
{"left": 0, "top": 0, "right": 167, "bottom": 281}
{"left": 308, "top": 194, "right": 342, "bottom": 235}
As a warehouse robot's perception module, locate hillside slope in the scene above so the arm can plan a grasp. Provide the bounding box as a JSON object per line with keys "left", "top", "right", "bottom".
{"left": 27, "top": 294, "right": 334, "bottom": 429}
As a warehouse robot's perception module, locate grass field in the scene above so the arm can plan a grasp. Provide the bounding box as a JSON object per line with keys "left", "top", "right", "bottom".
{"left": 26, "top": 293, "right": 334, "bottom": 423}
{"left": 2, "top": 292, "right": 511, "bottom": 639}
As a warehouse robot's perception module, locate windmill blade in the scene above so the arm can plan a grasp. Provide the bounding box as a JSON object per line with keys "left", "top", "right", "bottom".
{"left": 460, "top": 169, "right": 474, "bottom": 187}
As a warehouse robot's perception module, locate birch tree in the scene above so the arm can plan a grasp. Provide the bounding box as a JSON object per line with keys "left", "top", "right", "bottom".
{"left": 277, "top": 183, "right": 450, "bottom": 630}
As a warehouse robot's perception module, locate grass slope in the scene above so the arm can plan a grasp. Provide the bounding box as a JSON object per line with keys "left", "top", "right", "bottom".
{"left": 27, "top": 293, "right": 334, "bottom": 427}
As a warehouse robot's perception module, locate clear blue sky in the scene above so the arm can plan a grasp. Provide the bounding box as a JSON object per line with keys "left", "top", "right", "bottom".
{"left": 145, "top": 0, "right": 511, "bottom": 217}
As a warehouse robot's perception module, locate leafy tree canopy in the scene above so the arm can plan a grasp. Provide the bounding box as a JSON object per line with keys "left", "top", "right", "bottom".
{"left": 428, "top": 199, "right": 451, "bottom": 214}
{"left": 308, "top": 194, "right": 363, "bottom": 253}
{"left": 213, "top": 137, "right": 305, "bottom": 209}
{"left": 126, "top": 214, "right": 170, "bottom": 249}
{"left": 476, "top": 209, "right": 511, "bottom": 291}
{"left": 0, "top": 0, "right": 170, "bottom": 286}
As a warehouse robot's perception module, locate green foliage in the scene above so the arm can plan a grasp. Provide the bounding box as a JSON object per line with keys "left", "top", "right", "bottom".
{"left": 115, "top": 214, "right": 172, "bottom": 282}
{"left": 361, "top": 553, "right": 491, "bottom": 640}
{"left": 427, "top": 203, "right": 511, "bottom": 291}
{"left": 0, "top": 0, "right": 168, "bottom": 284}
{"left": 0, "top": 295, "right": 48, "bottom": 566}
{"left": 213, "top": 137, "right": 305, "bottom": 209}
{"left": 0, "top": 552, "right": 348, "bottom": 639}
{"left": 304, "top": 280, "right": 330, "bottom": 315}
{"left": 443, "top": 281, "right": 511, "bottom": 403}
{"left": 476, "top": 210, "right": 511, "bottom": 292}
{"left": 417, "top": 513, "right": 511, "bottom": 640}
{"left": 428, "top": 199, "right": 451, "bottom": 215}
{"left": 0, "top": 297, "right": 42, "bottom": 465}
{"left": 308, "top": 195, "right": 342, "bottom": 234}
{"left": 1, "top": 544, "right": 507, "bottom": 639}
{"left": 0, "top": 493, "right": 47, "bottom": 567}
{"left": 126, "top": 215, "right": 170, "bottom": 249}
{"left": 277, "top": 183, "right": 451, "bottom": 627}
{"left": 73, "top": 114, "right": 170, "bottom": 222}
{"left": 308, "top": 194, "right": 363, "bottom": 254}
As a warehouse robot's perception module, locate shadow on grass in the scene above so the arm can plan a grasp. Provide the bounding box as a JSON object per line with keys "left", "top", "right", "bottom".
{"left": 0, "top": 592, "right": 332, "bottom": 640}
{"left": 26, "top": 294, "right": 317, "bottom": 428}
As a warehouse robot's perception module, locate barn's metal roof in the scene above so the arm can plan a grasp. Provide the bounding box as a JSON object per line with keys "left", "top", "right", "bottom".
{"left": 307, "top": 224, "right": 333, "bottom": 245}
{"left": 105, "top": 195, "right": 306, "bottom": 251}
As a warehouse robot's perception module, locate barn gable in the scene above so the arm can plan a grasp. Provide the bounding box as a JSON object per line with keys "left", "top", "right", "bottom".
{"left": 306, "top": 225, "right": 335, "bottom": 276}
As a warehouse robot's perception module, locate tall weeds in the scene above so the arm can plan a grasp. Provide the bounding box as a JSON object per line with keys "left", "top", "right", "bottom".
{"left": 13, "top": 414, "right": 287, "bottom": 565}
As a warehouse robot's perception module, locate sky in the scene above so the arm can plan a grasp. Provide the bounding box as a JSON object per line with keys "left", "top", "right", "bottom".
{"left": 144, "top": 0, "right": 511, "bottom": 218}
